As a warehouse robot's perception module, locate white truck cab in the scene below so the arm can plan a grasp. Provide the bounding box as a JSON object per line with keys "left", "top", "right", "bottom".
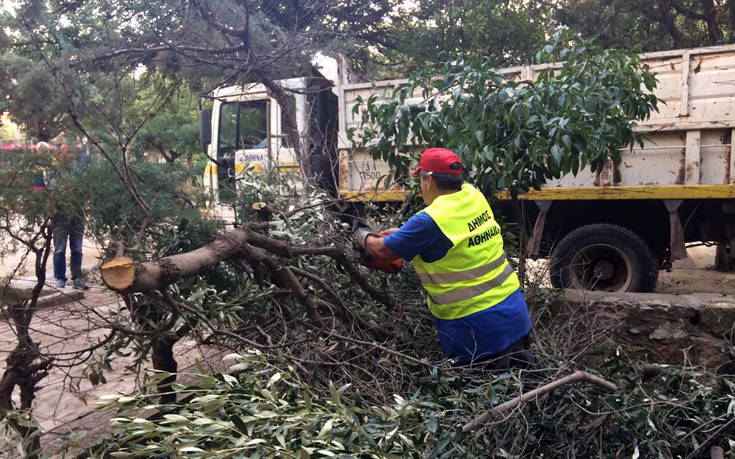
{"left": 201, "top": 79, "right": 309, "bottom": 202}
{"left": 200, "top": 53, "right": 346, "bottom": 204}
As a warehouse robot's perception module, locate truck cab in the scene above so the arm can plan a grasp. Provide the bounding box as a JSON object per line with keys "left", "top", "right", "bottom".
{"left": 200, "top": 71, "right": 339, "bottom": 204}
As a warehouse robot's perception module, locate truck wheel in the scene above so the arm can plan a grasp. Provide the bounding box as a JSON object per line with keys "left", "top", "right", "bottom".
{"left": 550, "top": 224, "right": 658, "bottom": 293}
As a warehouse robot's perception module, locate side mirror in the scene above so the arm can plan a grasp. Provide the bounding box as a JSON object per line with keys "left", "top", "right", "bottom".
{"left": 199, "top": 109, "right": 212, "bottom": 145}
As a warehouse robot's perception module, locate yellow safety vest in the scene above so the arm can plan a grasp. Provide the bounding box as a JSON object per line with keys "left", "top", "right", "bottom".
{"left": 412, "top": 183, "right": 520, "bottom": 320}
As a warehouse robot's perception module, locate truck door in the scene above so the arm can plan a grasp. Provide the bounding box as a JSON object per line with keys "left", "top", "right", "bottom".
{"left": 217, "top": 99, "right": 269, "bottom": 202}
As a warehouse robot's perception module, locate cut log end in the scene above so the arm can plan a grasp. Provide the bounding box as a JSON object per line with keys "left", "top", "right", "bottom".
{"left": 101, "top": 257, "right": 136, "bottom": 291}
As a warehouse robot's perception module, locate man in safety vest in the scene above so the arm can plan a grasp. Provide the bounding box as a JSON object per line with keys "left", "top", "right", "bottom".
{"left": 354, "top": 147, "right": 535, "bottom": 369}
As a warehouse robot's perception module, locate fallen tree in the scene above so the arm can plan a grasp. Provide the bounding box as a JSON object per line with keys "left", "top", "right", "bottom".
{"left": 99, "top": 215, "right": 399, "bottom": 348}
{"left": 100, "top": 224, "right": 396, "bottom": 312}
{"left": 83, "top": 336, "right": 735, "bottom": 458}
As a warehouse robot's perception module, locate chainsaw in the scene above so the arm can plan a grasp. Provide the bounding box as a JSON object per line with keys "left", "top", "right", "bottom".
{"left": 359, "top": 231, "right": 403, "bottom": 273}
{"left": 352, "top": 220, "right": 403, "bottom": 274}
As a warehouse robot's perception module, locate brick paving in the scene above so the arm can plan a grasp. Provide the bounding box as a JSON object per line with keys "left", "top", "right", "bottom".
{"left": 0, "top": 284, "right": 223, "bottom": 456}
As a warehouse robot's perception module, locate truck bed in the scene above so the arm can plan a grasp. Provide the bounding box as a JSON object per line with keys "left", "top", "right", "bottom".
{"left": 337, "top": 44, "right": 735, "bottom": 201}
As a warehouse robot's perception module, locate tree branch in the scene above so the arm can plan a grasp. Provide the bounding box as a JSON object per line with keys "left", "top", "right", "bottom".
{"left": 462, "top": 371, "right": 618, "bottom": 432}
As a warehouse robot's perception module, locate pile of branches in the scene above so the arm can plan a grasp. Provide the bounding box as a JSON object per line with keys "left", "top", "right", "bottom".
{"left": 83, "top": 289, "right": 735, "bottom": 458}
{"left": 2, "top": 168, "right": 732, "bottom": 457}
{"left": 63, "top": 174, "right": 735, "bottom": 456}
{"left": 94, "top": 174, "right": 444, "bottom": 407}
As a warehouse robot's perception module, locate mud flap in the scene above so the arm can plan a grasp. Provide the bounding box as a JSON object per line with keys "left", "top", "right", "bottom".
{"left": 663, "top": 199, "right": 687, "bottom": 261}
{"left": 528, "top": 200, "right": 552, "bottom": 257}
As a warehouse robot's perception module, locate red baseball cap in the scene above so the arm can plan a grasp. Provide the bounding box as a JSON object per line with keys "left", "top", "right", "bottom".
{"left": 411, "top": 148, "right": 463, "bottom": 176}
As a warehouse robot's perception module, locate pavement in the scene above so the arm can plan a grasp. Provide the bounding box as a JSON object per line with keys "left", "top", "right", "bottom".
{"left": 0, "top": 285, "right": 224, "bottom": 456}
{"left": 0, "top": 242, "right": 224, "bottom": 456}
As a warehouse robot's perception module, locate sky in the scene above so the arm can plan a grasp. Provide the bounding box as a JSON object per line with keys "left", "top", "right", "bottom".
{"left": 1, "top": 0, "right": 17, "bottom": 14}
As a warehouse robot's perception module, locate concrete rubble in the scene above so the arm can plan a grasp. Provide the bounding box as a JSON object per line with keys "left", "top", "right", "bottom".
{"left": 558, "top": 290, "right": 735, "bottom": 369}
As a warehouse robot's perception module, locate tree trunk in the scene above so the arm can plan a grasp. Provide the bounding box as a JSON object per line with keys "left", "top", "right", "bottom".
{"left": 151, "top": 339, "right": 178, "bottom": 404}
{"left": 100, "top": 225, "right": 397, "bottom": 311}
{"left": 101, "top": 228, "right": 251, "bottom": 292}
{"left": 701, "top": 0, "right": 722, "bottom": 45}
{"left": 0, "top": 229, "right": 53, "bottom": 458}
{"left": 253, "top": 71, "right": 311, "bottom": 177}
{"left": 32, "top": 114, "right": 50, "bottom": 143}
{"left": 0, "top": 338, "right": 47, "bottom": 458}
{"left": 653, "top": 0, "right": 685, "bottom": 47}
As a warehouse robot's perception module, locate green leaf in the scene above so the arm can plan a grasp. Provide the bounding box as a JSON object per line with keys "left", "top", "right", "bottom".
{"left": 427, "top": 412, "right": 438, "bottom": 434}
{"left": 551, "top": 145, "right": 562, "bottom": 163}
{"left": 230, "top": 415, "right": 248, "bottom": 434}
{"left": 244, "top": 439, "right": 267, "bottom": 447}
{"left": 276, "top": 432, "right": 287, "bottom": 449}
{"left": 163, "top": 414, "right": 189, "bottom": 423}
{"left": 475, "top": 130, "right": 484, "bottom": 145}
{"left": 192, "top": 418, "right": 214, "bottom": 426}
{"left": 267, "top": 372, "right": 282, "bottom": 388}
{"left": 430, "top": 435, "right": 451, "bottom": 456}
{"left": 317, "top": 419, "right": 334, "bottom": 439}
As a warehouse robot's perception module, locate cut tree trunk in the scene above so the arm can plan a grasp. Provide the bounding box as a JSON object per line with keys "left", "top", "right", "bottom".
{"left": 100, "top": 225, "right": 396, "bottom": 311}
{"left": 101, "top": 228, "right": 251, "bottom": 292}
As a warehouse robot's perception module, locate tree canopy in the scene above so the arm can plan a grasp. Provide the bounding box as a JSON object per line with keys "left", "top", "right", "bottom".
{"left": 554, "top": 0, "right": 735, "bottom": 50}
{"left": 360, "top": 0, "right": 735, "bottom": 74}
{"left": 355, "top": 34, "right": 659, "bottom": 197}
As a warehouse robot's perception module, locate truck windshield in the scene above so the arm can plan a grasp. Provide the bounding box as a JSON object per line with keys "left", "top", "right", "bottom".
{"left": 218, "top": 100, "right": 268, "bottom": 154}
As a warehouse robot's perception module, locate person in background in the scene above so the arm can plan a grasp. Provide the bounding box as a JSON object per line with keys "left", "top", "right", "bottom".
{"left": 38, "top": 141, "right": 90, "bottom": 290}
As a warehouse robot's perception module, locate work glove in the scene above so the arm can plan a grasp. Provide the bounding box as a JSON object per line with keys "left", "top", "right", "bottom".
{"left": 353, "top": 228, "right": 404, "bottom": 274}
{"left": 352, "top": 227, "right": 380, "bottom": 254}
{"left": 361, "top": 255, "right": 403, "bottom": 274}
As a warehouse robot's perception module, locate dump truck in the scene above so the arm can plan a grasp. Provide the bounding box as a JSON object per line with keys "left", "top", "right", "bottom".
{"left": 200, "top": 44, "right": 735, "bottom": 293}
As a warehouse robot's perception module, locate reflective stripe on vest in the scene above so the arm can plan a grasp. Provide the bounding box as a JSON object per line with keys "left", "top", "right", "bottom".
{"left": 416, "top": 252, "right": 507, "bottom": 285}
{"left": 429, "top": 263, "right": 514, "bottom": 304}
{"left": 411, "top": 183, "right": 520, "bottom": 320}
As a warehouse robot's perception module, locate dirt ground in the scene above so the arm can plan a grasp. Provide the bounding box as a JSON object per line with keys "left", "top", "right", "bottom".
{"left": 657, "top": 245, "right": 735, "bottom": 295}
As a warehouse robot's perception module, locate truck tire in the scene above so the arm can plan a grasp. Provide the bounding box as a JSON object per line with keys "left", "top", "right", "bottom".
{"left": 549, "top": 223, "right": 658, "bottom": 293}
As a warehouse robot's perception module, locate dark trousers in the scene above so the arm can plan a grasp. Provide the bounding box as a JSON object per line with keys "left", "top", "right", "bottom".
{"left": 462, "top": 334, "right": 537, "bottom": 371}
{"left": 53, "top": 213, "right": 84, "bottom": 281}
